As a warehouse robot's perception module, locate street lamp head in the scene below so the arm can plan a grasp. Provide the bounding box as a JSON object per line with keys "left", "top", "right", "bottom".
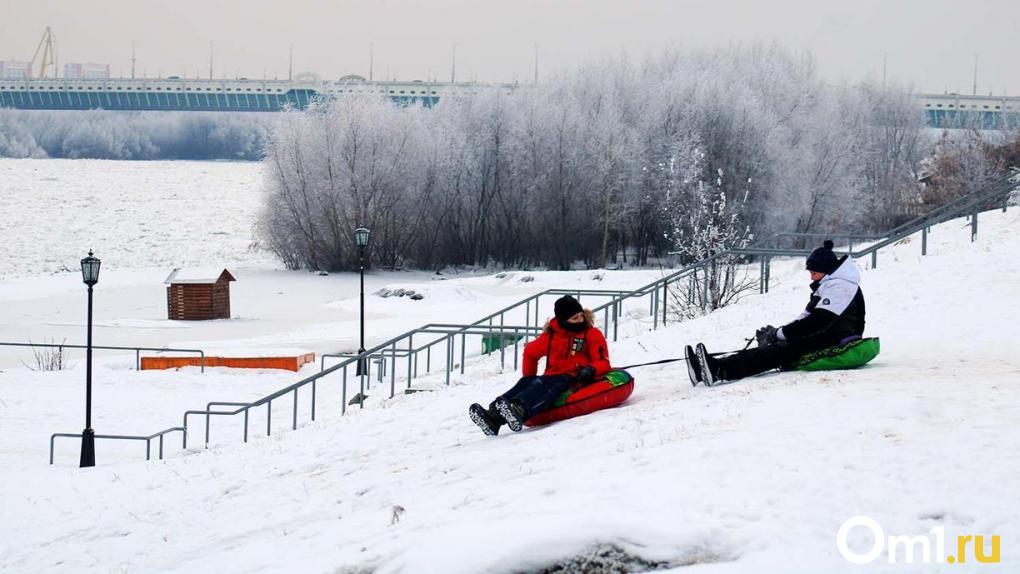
{"left": 81, "top": 250, "right": 101, "bottom": 286}
{"left": 355, "top": 227, "right": 371, "bottom": 248}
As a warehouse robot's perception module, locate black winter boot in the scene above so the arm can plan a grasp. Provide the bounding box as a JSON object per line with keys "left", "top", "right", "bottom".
{"left": 493, "top": 396, "right": 528, "bottom": 432}
{"left": 469, "top": 403, "right": 502, "bottom": 436}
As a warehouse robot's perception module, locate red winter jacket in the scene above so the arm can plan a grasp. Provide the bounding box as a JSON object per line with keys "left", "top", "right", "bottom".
{"left": 522, "top": 318, "right": 612, "bottom": 378}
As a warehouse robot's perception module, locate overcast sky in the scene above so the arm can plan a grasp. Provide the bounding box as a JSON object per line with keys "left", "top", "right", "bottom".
{"left": 2, "top": 0, "right": 1018, "bottom": 94}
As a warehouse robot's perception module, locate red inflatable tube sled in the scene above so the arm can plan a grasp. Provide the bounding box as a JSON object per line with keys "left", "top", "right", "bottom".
{"left": 524, "top": 370, "right": 634, "bottom": 427}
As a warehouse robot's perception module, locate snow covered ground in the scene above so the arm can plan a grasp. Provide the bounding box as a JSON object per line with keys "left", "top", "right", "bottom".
{"left": 0, "top": 158, "right": 275, "bottom": 279}
{"left": 0, "top": 158, "right": 663, "bottom": 369}
{"left": 1, "top": 161, "right": 1018, "bottom": 572}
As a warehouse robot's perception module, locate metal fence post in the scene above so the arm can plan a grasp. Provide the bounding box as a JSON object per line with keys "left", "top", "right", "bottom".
{"left": 342, "top": 366, "right": 348, "bottom": 416}
{"left": 607, "top": 301, "right": 616, "bottom": 340}
{"left": 513, "top": 328, "right": 520, "bottom": 371}
{"left": 445, "top": 336, "right": 452, "bottom": 386}
{"left": 390, "top": 342, "right": 397, "bottom": 398}
{"left": 971, "top": 207, "right": 978, "bottom": 241}
{"left": 499, "top": 314, "right": 506, "bottom": 369}
{"left": 407, "top": 335, "right": 414, "bottom": 388}
{"left": 662, "top": 280, "right": 668, "bottom": 326}
{"left": 366, "top": 355, "right": 372, "bottom": 390}
{"left": 871, "top": 250, "right": 877, "bottom": 269}
{"left": 652, "top": 286, "right": 659, "bottom": 330}
{"left": 359, "top": 367, "right": 365, "bottom": 409}
{"left": 922, "top": 226, "right": 928, "bottom": 256}
{"left": 525, "top": 300, "right": 531, "bottom": 343}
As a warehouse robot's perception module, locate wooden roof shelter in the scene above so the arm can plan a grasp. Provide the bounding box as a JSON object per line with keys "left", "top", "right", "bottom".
{"left": 164, "top": 268, "right": 236, "bottom": 320}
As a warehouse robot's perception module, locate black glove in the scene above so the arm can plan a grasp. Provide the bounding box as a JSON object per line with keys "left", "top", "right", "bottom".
{"left": 576, "top": 366, "right": 596, "bottom": 384}
{"left": 755, "top": 325, "right": 780, "bottom": 347}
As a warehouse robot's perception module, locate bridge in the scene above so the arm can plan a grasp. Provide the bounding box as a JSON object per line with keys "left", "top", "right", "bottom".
{"left": 0, "top": 77, "right": 512, "bottom": 112}
{"left": 0, "top": 76, "right": 1016, "bottom": 129}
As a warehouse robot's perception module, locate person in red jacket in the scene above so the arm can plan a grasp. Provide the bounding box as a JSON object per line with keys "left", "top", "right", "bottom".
{"left": 468, "top": 295, "right": 612, "bottom": 436}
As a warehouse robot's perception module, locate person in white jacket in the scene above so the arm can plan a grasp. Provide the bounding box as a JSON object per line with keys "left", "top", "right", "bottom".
{"left": 686, "top": 240, "right": 866, "bottom": 385}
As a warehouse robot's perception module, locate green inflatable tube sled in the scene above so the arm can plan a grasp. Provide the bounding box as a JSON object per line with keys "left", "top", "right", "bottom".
{"left": 792, "top": 337, "right": 881, "bottom": 371}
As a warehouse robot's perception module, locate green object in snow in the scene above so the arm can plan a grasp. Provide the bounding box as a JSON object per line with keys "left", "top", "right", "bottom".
{"left": 550, "top": 369, "right": 633, "bottom": 408}
{"left": 601, "top": 369, "right": 634, "bottom": 387}
{"left": 793, "top": 337, "right": 881, "bottom": 371}
{"left": 481, "top": 334, "right": 523, "bottom": 355}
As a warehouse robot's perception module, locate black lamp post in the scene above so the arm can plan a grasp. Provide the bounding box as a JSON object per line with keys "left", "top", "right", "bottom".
{"left": 354, "top": 227, "right": 370, "bottom": 378}
{"left": 79, "top": 250, "right": 101, "bottom": 468}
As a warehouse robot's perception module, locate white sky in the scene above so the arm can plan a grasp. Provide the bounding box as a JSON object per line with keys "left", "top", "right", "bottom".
{"left": 2, "top": 0, "right": 1018, "bottom": 94}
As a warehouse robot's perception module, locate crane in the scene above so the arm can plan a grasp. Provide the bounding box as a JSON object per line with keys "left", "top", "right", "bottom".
{"left": 30, "top": 27, "right": 56, "bottom": 79}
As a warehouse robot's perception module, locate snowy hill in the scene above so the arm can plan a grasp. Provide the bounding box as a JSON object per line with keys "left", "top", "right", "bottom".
{"left": 1, "top": 208, "right": 1019, "bottom": 573}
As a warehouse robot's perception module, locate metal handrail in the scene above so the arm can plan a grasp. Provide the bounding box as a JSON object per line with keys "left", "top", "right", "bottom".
{"left": 590, "top": 171, "right": 1020, "bottom": 322}
{"left": 48, "top": 170, "right": 1016, "bottom": 463}
{"left": 2, "top": 341, "right": 206, "bottom": 372}
{"left": 49, "top": 427, "right": 185, "bottom": 464}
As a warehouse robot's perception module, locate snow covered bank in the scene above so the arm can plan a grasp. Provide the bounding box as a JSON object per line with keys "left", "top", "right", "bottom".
{"left": 1, "top": 209, "right": 1018, "bottom": 572}
{"left": 0, "top": 159, "right": 273, "bottom": 280}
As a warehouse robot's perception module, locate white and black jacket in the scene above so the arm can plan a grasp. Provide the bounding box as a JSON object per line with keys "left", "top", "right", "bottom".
{"left": 778, "top": 256, "right": 866, "bottom": 346}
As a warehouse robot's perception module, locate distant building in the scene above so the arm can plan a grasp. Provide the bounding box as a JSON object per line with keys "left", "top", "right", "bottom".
{"left": 0, "top": 61, "right": 30, "bottom": 80}
{"left": 63, "top": 63, "right": 110, "bottom": 80}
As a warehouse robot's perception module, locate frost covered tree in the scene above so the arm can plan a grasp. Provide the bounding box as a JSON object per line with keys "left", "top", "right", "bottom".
{"left": 664, "top": 150, "right": 756, "bottom": 317}
{"left": 840, "top": 82, "right": 928, "bottom": 230}
{"left": 0, "top": 110, "right": 272, "bottom": 160}
{"left": 256, "top": 44, "right": 931, "bottom": 272}
{"left": 920, "top": 129, "right": 1018, "bottom": 208}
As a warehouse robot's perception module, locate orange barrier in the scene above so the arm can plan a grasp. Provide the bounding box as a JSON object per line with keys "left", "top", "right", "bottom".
{"left": 141, "top": 353, "right": 315, "bottom": 372}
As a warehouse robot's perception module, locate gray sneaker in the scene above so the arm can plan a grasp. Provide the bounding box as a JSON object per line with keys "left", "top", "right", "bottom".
{"left": 685, "top": 344, "right": 702, "bottom": 386}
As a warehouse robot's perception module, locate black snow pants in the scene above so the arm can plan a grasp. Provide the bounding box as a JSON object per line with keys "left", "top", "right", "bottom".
{"left": 713, "top": 336, "right": 840, "bottom": 382}
{"left": 494, "top": 374, "right": 575, "bottom": 418}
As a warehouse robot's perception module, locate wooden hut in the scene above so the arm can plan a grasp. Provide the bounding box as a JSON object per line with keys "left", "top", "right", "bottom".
{"left": 164, "top": 268, "right": 236, "bottom": 320}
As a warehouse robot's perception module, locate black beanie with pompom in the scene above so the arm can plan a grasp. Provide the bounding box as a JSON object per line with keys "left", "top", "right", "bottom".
{"left": 805, "top": 239, "right": 840, "bottom": 274}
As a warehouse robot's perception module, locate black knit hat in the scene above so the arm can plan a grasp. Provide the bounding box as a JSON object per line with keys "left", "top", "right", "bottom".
{"left": 554, "top": 295, "right": 584, "bottom": 325}
{"left": 805, "top": 240, "right": 839, "bottom": 274}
